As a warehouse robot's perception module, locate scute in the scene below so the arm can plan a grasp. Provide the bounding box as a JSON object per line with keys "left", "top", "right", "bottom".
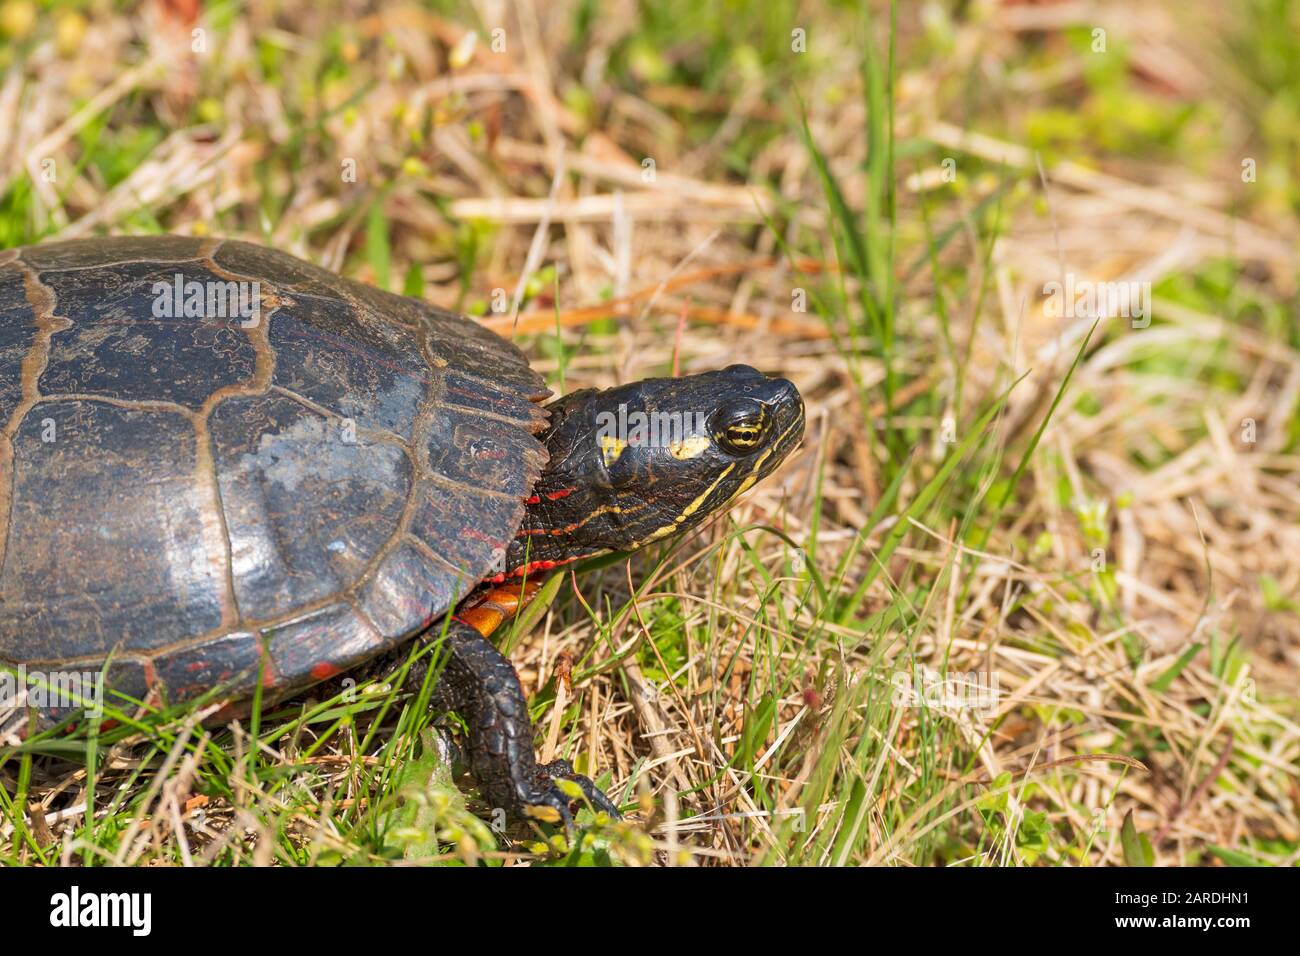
{"left": 36, "top": 260, "right": 259, "bottom": 409}
{"left": 357, "top": 539, "right": 462, "bottom": 637}
{"left": 0, "top": 265, "right": 34, "bottom": 424}
{"left": 0, "top": 400, "right": 227, "bottom": 657}
{"left": 0, "top": 236, "right": 549, "bottom": 706}
{"left": 18, "top": 235, "right": 208, "bottom": 271}
{"left": 267, "top": 291, "right": 428, "bottom": 434}
{"left": 261, "top": 603, "right": 383, "bottom": 688}
{"left": 209, "top": 392, "right": 412, "bottom": 621}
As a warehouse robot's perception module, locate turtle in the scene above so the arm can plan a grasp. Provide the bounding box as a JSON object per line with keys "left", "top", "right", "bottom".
{"left": 0, "top": 235, "right": 804, "bottom": 830}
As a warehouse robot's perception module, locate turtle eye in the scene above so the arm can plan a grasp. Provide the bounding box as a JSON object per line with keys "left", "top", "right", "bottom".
{"left": 714, "top": 399, "right": 767, "bottom": 455}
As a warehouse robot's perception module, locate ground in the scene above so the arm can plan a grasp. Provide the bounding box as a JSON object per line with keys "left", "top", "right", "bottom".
{"left": 0, "top": 0, "right": 1297, "bottom": 866}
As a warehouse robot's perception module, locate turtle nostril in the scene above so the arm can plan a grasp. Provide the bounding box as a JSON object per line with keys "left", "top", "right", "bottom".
{"left": 769, "top": 377, "right": 801, "bottom": 409}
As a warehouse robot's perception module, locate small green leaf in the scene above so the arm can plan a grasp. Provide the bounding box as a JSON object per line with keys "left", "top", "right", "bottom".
{"left": 402, "top": 262, "right": 424, "bottom": 298}
{"left": 1206, "top": 845, "right": 1269, "bottom": 867}
{"left": 977, "top": 772, "right": 1012, "bottom": 814}
{"left": 1120, "top": 809, "right": 1154, "bottom": 866}
{"left": 736, "top": 693, "right": 778, "bottom": 767}
{"left": 1150, "top": 643, "right": 1203, "bottom": 693}
{"left": 366, "top": 200, "right": 391, "bottom": 291}
{"left": 554, "top": 778, "right": 585, "bottom": 801}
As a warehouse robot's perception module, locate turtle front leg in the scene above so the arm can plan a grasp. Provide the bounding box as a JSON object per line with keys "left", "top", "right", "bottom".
{"left": 426, "top": 615, "right": 621, "bottom": 830}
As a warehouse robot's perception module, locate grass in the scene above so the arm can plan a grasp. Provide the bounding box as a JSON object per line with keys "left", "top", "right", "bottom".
{"left": 1, "top": 0, "right": 1298, "bottom": 866}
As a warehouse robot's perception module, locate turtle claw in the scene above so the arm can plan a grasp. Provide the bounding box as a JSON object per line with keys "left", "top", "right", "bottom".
{"left": 537, "top": 759, "right": 623, "bottom": 821}
{"left": 520, "top": 785, "right": 576, "bottom": 835}
{"left": 517, "top": 764, "right": 619, "bottom": 844}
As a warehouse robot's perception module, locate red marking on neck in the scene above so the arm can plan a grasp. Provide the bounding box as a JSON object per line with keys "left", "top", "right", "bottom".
{"left": 523, "top": 487, "right": 575, "bottom": 506}
{"left": 484, "top": 555, "right": 579, "bottom": 583}
{"left": 515, "top": 519, "right": 582, "bottom": 538}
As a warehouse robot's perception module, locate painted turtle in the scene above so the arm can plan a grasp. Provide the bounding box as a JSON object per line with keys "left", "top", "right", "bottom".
{"left": 0, "top": 236, "right": 804, "bottom": 828}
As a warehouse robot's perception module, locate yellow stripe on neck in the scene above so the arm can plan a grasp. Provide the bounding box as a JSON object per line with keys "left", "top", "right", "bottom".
{"left": 631, "top": 461, "right": 736, "bottom": 547}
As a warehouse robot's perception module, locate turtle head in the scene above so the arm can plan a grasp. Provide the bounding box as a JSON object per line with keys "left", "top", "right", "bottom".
{"left": 503, "top": 365, "right": 804, "bottom": 576}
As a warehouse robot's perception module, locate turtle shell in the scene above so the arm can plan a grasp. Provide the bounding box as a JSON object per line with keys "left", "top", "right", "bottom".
{"left": 0, "top": 236, "right": 548, "bottom": 708}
